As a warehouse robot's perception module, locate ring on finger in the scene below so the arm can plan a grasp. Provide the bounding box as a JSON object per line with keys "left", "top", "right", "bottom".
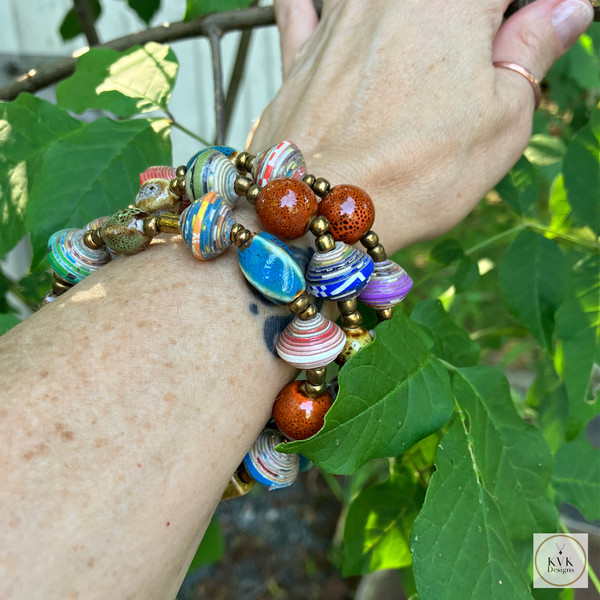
{"left": 493, "top": 61, "right": 542, "bottom": 109}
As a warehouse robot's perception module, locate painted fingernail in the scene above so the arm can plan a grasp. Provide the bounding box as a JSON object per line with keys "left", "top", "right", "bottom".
{"left": 552, "top": 0, "right": 594, "bottom": 50}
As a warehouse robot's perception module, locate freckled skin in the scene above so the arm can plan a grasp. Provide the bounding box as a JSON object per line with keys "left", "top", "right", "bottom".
{"left": 272, "top": 380, "right": 333, "bottom": 441}
{"left": 255, "top": 179, "right": 318, "bottom": 240}
{"left": 318, "top": 185, "right": 375, "bottom": 244}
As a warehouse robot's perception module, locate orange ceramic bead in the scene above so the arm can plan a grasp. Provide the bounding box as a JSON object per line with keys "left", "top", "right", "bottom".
{"left": 255, "top": 178, "right": 318, "bottom": 240}
{"left": 318, "top": 184, "right": 375, "bottom": 244}
{"left": 273, "top": 380, "right": 333, "bottom": 441}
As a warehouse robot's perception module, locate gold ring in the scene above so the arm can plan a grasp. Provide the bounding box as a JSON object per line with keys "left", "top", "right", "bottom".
{"left": 493, "top": 61, "right": 542, "bottom": 109}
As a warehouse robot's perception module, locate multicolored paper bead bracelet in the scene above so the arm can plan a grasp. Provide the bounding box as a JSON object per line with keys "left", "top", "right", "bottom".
{"left": 43, "top": 140, "right": 413, "bottom": 498}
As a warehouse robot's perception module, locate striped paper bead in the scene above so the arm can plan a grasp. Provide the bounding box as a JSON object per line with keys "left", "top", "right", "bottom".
{"left": 185, "top": 149, "right": 239, "bottom": 206}
{"left": 139, "top": 165, "right": 175, "bottom": 185}
{"left": 306, "top": 242, "right": 374, "bottom": 301}
{"left": 358, "top": 259, "right": 413, "bottom": 309}
{"left": 243, "top": 429, "right": 299, "bottom": 490}
{"left": 276, "top": 313, "right": 346, "bottom": 369}
{"left": 180, "top": 192, "right": 235, "bottom": 261}
{"left": 252, "top": 140, "right": 307, "bottom": 187}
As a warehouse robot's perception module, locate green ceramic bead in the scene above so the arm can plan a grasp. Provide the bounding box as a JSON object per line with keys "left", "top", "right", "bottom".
{"left": 100, "top": 208, "right": 152, "bottom": 255}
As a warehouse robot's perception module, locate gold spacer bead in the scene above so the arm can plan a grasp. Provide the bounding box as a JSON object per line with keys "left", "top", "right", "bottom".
{"left": 302, "top": 173, "right": 316, "bottom": 187}
{"left": 304, "top": 381, "right": 327, "bottom": 397}
{"left": 306, "top": 367, "right": 326, "bottom": 386}
{"left": 175, "top": 165, "right": 187, "bottom": 178}
{"left": 308, "top": 215, "right": 329, "bottom": 237}
{"left": 377, "top": 308, "right": 394, "bottom": 321}
{"left": 245, "top": 155, "right": 256, "bottom": 171}
{"left": 313, "top": 177, "right": 331, "bottom": 197}
{"left": 368, "top": 244, "right": 387, "bottom": 262}
{"left": 82, "top": 229, "right": 104, "bottom": 250}
{"left": 245, "top": 184, "right": 261, "bottom": 205}
{"left": 233, "top": 229, "right": 252, "bottom": 248}
{"left": 234, "top": 175, "right": 253, "bottom": 196}
{"left": 235, "top": 152, "right": 250, "bottom": 171}
{"left": 298, "top": 304, "right": 318, "bottom": 320}
{"left": 230, "top": 223, "right": 244, "bottom": 241}
{"left": 169, "top": 178, "right": 180, "bottom": 195}
{"left": 221, "top": 463, "right": 256, "bottom": 500}
{"left": 315, "top": 233, "right": 335, "bottom": 253}
{"left": 341, "top": 311, "right": 363, "bottom": 327}
{"left": 288, "top": 292, "right": 311, "bottom": 315}
{"left": 338, "top": 298, "right": 358, "bottom": 315}
{"left": 156, "top": 213, "right": 180, "bottom": 234}
{"left": 142, "top": 216, "right": 160, "bottom": 237}
{"left": 52, "top": 277, "right": 73, "bottom": 295}
{"left": 361, "top": 230, "right": 379, "bottom": 249}
{"left": 176, "top": 177, "right": 186, "bottom": 195}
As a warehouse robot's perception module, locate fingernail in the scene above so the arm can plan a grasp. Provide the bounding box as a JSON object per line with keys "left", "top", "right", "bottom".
{"left": 552, "top": 0, "right": 594, "bottom": 50}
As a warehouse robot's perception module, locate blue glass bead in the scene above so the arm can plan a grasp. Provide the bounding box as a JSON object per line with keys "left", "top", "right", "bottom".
{"left": 237, "top": 232, "right": 306, "bottom": 304}
{"left": 185, "top": 149, "right": 239, "bottom": 206}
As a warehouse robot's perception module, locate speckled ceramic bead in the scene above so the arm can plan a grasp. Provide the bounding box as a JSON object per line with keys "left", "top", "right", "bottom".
{"left": 273, "top": 381, "right": 333, "bottom": 441}
{"left": 243, "top": 429, "right": 299, "bottom": 490}
{"left": 237, "top": 232, "right": 306, "bottom": 304}
{"left": 318, "top": 185, "right": 375, "bottom": 244}
{"left": 276, "top": 313, "right": 346, "bottom": 369}
{"left": 358, "top": 259, "right": 413, "bottom": 309}
{"left": 306, "top": 242, "right": 374, "bottom": 301}
{"left": 135, "top": 178, "right": 179, "bottom": 214}
{"left": 336, "top": 326, "right": 373, "bottom": 365}
{"left": 100, "top": 208, "right": 152, "bottom": 255}
{"left": 252, "top": 140, "right": 307, "bottom": 187}
{"left": 179, "top": 192, "right": 235, "bottom": 261}
{"left": 185, "top": 149, "right": 239, "bottom": 206}
{"left": 255, "top": 178, "right": 318, "bottom": 240}
{"left": 47, "top": 228, "right": 111, "bottom": 283}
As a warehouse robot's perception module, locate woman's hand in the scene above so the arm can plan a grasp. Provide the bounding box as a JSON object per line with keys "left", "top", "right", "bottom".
{"left": 250, "top": 0, "right": 593, "bottom": 249}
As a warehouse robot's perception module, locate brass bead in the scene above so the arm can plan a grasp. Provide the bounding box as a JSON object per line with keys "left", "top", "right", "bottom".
{"left": 230, "top": 223, "right": 244, "bottom": 241}
{"left": 341, "top": 311, "right": 363, "bottom": 327}
{"left": 52, "top": 277, "right": 73, "bottom": 295}
{"left": 337, "top": 298, "right": 358, "bottom": 315}
{"left": 169, "top": 178, "right": 180, "bottom": 195}
{"left": 306, "top": 367, "right": 326, "bottom": 385}
{"left": 313, "top": 177, "right": 331, "bottom": 197}
{"left": 288, "top": 293, "right": 311, "bottom": 314}
{"left": 142, "top": 216, "right": 160, "bottom": 237}
{"left": 308, "top": 215, "right": 329, "bottom": 237}
{"left": 315, "top": 233, "right": 335, "bottom": 253}
{"left": 175, "top": 165, "right": 187, "bottom": 178}
{"left": 302, "top": 173, "right": 316, "bottom": 187}
{"left": 304, "top": 381, "right": 327, "bottom": 397}
{"left": 245, "top": 155, "right": 256, "bottom": 171}
{"left": 235, "top": 151, "right": 251, "bottom": 171}
{"left": 221, "top": 464, "right": 256, "bottom": 500}
{"left": 234, "top": 175, "right": 253, "bottom": 196}
{"left": 157, "top": 213, "right": 181, "bottom": 234}
{"left": 377, "top": 308, "right": 394, "bottom": 321}
{"left": 233, "top": 229, "right": 252, "bottom": 247}
{"left": 176, "top": 177, "right": 186, "bottom": 195}
{"left": 361, "top": 230, "right": 379, "bottom": 249}
{"left": 368, "top": 244, "right": 387, "bottom": 262}
{"left": 298, "top": 304, "right": 318, "bottom": 320}
{"left": 245, "top": 184, "right": 261, "bottom": 205}
{"left": 82, "top": 229, "right": 104, "bottom": 250}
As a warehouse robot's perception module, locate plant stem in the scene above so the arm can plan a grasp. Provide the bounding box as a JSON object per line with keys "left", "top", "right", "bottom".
{"left": 464, "top": 224, "right": 526, "bottom": 256}
{"left": 320, "top": 471, "right": 345, "bottom": 503}
{"left": 559, "top": 519, "right": 600, "bottom": 594}
{"left": 528, "top": 223, "right": 600, "bottom": 251}
{"left": 166, "top": 115, "right": 211, "bottom": 147}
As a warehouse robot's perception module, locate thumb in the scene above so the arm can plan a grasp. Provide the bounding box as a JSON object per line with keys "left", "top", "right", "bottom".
{"left": 275, "top": 0, "right": 319, "bottom": 79}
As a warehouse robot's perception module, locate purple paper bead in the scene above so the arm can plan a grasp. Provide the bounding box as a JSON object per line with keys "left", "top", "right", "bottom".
{"left": 358, "top": 259, "right": 413, "bottom": 309}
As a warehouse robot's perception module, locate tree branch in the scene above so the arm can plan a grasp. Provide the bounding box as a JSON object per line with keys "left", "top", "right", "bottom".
{"left": 73, "top": 0, "right": 100, "bottom": 47}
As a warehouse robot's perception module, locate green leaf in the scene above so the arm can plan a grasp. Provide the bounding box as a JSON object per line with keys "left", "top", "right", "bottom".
{"left": 59, "top": 0, "right": 101, "bottom": 41}
{"left": 411, "top": 299, "right": 480, "bottom": 367}
{"left": 453, "top": 255, "right": 479, "bottom": 292}
{"left": 563, "top": 113, "right": 600, "bottom": 235}
{"left": 495, "top": 155, "right": 539, "bottom": 217}
{"left": 56, "top": 43, "right": 178, "bottom": 118}
{"left": 0, "top": 95, "right": 85, "bottom": 258}
{"left": 187, "top": 516, "right": 224, "bottom": 573}
{"left": 125, "top": 0, "right": 161, "bottom": 24}
{"left": 548, "top": 175, "right": 571, "bottom": 234}
{"left": 0, "top": 314, "right": 20, "bottom": 335}
{"left": 429, "top": 239, "right": 463, "bottom": 265}
{"left": 553, "top": 438, "right": 600, "bottom": 521}
{"left": 12, "top": 271, "right": 53, "bottom": 310}
{"left": 278, "top": 313, "right": 455, "bottom": 474}
{"left": 524, "top": 135, "right": 566, "bottom": 167}
{"left": 342, "top": 464, "right": 425, "bottom": 576}
{"left": 568, "top": 33, "right": 600, "bottom": 90}
{"left": 26, "top": 118, "right": 172, "bottom": 265}
{"left": 499, "top": 230, "right": 567, "bottom": 352}
{"left": 185, "top": 0, "right": 254, "bottom": 21}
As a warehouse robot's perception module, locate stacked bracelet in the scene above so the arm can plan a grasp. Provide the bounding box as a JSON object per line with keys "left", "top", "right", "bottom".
{"left": 43, "top": 141, "right": 413, "bottom": 499}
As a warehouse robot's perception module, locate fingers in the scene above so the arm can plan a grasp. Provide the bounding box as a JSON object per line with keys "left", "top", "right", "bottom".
{"left": 492, "top": 0, "right": 593, "bottom": 107}
{"left": 275, "top": 0, "right": 319, "bottom": 79}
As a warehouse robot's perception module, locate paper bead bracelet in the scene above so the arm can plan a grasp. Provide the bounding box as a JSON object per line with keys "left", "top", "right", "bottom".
{"left": 43, "top": 141, "right": 413, "bottom": 498}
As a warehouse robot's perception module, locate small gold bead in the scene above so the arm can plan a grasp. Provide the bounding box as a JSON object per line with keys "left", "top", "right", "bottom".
{"left": 235, "top": 152, "right": 250, "bottom": 171}
{"left": 361, "top": 230, "right": 379, "bottom": 249}
{"left": 337, "top": 298, "right": 358, "bottom": 315}
{"left": 246, "top": 184, "right": 261, "bottom": 205}
{"left": 175, "top": 165, "right": 187, "bottom": 178}
{"left": 341, "top": 312, "right": 363, "bottom": 327}
{"left": 298, "top": 304, "right": 318, "bottom": 320}
{"left": 377, "top": 308, "right": 394, "bottom": 321}
{"left": 230, "top": 223, "right": 244, "bottom": 242}
{"left": 368, "top": 244, "right": 387, "bottom": 262}
{"left": 234, "top": 175, "right": 253, "bottom": 196}
{"left": 308, "top": 216, "right": 329, "bottom": 237}
{"left": 82, "top": 229, "right": 104, "bottom": 250}
{"left": 304, "top": 381, "right": 327, "bottom": 397}
{"left": 288, "top": 293, "right": 311, "bottom": 314}
{"left": 302, "top": 174, "right": 316, "bottom": 187}
{"left": 221, "top": 464, "right": 256, "bottom": 500}
{"left": 233, "top": 229, "right": 252, "bottom": 247}
{"left": 142, "top": 216, "right": 160, "bottom": 237}
{"left": 313, "top": 177, "right": 331, "bottom": 197}
{"left": 176, "top": 177, "right": 186, "bottom": 195}
{"left": 306, "top": 367, "right": 326, "bottom": 385}
{"left": 245, "top": 155, "right": 256, "bottom": 171}
{"left": 52, "top": 277, "right": 72, "bottom": 295}
{"left": 315, "top": 233, "right": 335, "bottom": 253}
{"left": 169, "top": 178, "right": 180, "bottom": 195}
{"left": 157, "top": 213, "right": 180, "bottom": 234}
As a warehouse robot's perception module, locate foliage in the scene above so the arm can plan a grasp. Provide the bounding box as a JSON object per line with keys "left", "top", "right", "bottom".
{"left": 0, "top": 4, "right": 598, "bottom": 598}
